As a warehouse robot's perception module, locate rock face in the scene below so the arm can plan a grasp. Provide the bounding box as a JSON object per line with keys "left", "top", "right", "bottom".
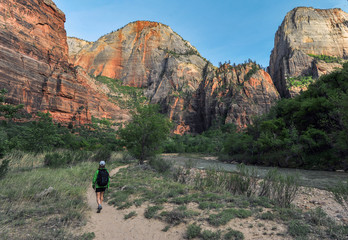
{"left": 0, "top": 0, "right": 129, "bottom": 123}
{"left": 269, "top": 7, "right": 348, "bottom": 97}
{"left": 69, "top": 21, "right": 280, "bottom": 132}
{"left": 195, "top": 63, "right": 280, "bottom": 132}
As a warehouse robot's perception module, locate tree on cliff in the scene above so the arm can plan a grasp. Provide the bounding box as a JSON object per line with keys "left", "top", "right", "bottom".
{"left": 118, "top": 104, "right": 171, "bottom": 164}
{"left": 0, "top": 89, "right": 24, "bottom": 122}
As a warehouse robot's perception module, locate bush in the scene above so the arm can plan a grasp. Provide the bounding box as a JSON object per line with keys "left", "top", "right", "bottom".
{"left": 208, "top": 208, "right": 252, "bottom": 226}
{"left": 144, "top": 205, "right": 163, "bottom": 219}
{"left": 44, "top": 151, "right": 91, "bottom": 168}
{"left": 44, "top": 152, "right": 69, "bottom": 168}
{"left": 0, "top": 159, "right": 10, "bottom": 179}
{"left": 93, "top": 148, "right": 112, "bottom": 162}
{"left": 186, "top": 223, "right": 201, "bottom": 239}
{"left": 288, "top": 220, "right": 310, "bottom": 237}
{"left": 149, "top": 157, "right": 172, "bottom": 173}
{"left": 200, "top": 229, "right": 221, "bottom": 240}
{"left": 259, "top": 169, "right": 299, "bottom": 208}
{"left": 330, "top": 181, "right": 348, "bottom": 211}
{"left": 224, "top": 228, "right": 244, "bottom": 240}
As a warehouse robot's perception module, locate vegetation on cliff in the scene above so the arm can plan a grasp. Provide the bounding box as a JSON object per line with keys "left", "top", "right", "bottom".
{"left": 223, "top": 62, "right": 348, "bottom": 170}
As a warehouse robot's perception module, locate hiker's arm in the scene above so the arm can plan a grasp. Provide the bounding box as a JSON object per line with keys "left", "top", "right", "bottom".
{"left": 92, "top": 170, "right": 98, "bottom": 189}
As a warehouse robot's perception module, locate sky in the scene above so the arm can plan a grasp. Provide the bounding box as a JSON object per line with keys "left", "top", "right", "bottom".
{"left": 54, "top": 0, "right": 348, "bottom": 67}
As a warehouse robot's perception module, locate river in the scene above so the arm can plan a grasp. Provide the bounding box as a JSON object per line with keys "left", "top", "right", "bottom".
{"left": 161, "top": 153, "right": 348, "bottom": 190}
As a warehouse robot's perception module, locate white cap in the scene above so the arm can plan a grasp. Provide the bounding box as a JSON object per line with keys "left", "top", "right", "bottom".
{"left": 99, "top": 161, "right": 106, "bottom": 166}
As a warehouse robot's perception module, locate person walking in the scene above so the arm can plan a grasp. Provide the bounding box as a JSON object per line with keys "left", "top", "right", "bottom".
{"left": 92, "top": 161, "right": 110, "bottom": 213}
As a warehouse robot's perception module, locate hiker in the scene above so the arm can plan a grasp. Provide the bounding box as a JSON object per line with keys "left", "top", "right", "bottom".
{"left": 92, "top": 161, "right": 110, "bottom": 212}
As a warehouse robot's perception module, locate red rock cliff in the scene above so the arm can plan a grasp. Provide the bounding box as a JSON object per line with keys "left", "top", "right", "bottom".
{"left": 0, "top": 0, "right": 129, "bottom": 123}
{"left": 69, "top": 21, "right": 280, "bottom": 132}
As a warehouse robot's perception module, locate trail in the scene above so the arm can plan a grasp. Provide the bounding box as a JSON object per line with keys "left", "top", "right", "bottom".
{"left": 83, "top": 165, "right": 184, "bottom": 240}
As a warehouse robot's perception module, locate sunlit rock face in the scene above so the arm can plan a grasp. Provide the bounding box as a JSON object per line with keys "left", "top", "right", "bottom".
{"left": 269, "top": 7, "right": 348, "bottom": 97}
{"left": 69, "top": 21, "right": 280, "bottom": 133}
{"left": 0, "top": 0, "right": 129, "bottom": 124}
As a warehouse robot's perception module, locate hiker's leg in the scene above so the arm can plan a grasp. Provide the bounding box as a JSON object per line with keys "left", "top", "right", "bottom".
{"left": 96, "top": 192, "right": 102, "bottom": 205}
{"left": 100, "top": 191, "right": 104, "bottom": 204}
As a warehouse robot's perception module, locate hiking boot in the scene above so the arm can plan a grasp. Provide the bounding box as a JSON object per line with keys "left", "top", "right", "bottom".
{"left": 97, "top": 204, "right": 102, "bottom": 213}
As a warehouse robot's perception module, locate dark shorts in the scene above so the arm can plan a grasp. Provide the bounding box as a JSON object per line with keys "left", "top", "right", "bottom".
{"left": 96, "top": 188, "right": 106, "bottom": 193}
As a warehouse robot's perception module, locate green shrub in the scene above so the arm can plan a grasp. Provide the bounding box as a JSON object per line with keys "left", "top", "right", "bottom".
{"left": 304, "top": 207, "right": 328, "bottom": 226}
{"left": 149, "top": 157, "right": 172, "bottom": 173}
{"left": 259, "top": 169, "right": 299, "bottom": 208}
{"left": 186, "top": 223, "right": 201, "bottom": 239}
{"left": 308, "top": 54, "right": 342, "bottom": 63}
{"left": 208, "top": 208, "right": 251, "bottom": 226}
{"left": 259, "top": 211, "right": 275, "bottom": 220}
{"left": 224, "top": 228, "right": 244, "bottom": 240}
{"left": 200, "top": 229, "right": 222, "bottom": 240}
{"left": 93, "top": 148, "right": 112, "bottom": 162}
{"left": 144, "top": 205, "right": 164, "bottom": 219}
{"left": 44, "top": 152, "right": 69, "bottom": 168}
{"left": 124, "top": 211, "right": 137, "bottom": 220}
{"left": 288, "top": 220, "right": 310, "bottom": 237}
{"left": 0, "top": 159, "right": 10, "bottom": 179}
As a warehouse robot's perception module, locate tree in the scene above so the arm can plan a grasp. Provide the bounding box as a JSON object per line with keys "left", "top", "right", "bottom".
{"left": 0, "top": 89, "right": 24, "bottom": 122}
{"left": 118, "top": 104, "right": 171, "bottom": 164}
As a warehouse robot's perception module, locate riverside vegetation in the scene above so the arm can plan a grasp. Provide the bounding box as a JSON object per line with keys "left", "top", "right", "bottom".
{"left": 1, "top": 64, "right": 348, "bottom": 239}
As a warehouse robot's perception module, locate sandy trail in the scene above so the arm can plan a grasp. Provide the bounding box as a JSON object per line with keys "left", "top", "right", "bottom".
{"left": 83, "top": 165, "right": 185, "bottom": 240}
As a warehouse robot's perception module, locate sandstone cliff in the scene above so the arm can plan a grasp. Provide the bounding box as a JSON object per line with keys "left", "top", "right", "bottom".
{"left": 68, "top": 21, "right": 211, "bottom": 132}
{"left": 269, "top": 7, "right": 348, "bottom": 97}
{"left": 0, "top": 0, "right": 129, "bottom": 124}
{"left": 195, "top": 63, "right": 280, "bottom": 132}
{"left": 69, "top": 22, "right": 280, "bottom": 132}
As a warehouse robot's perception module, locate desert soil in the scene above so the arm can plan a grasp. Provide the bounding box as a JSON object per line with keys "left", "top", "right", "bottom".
{"left": 82, "top": 165, "right": 348, "bottom": 240}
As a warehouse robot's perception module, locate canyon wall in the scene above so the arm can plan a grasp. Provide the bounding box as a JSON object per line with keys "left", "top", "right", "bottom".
{"left": 0, "top": 0, "right": 129, "bottom": 124}
{"left": 269, "top": 7, "right": 348, "bottom": 97}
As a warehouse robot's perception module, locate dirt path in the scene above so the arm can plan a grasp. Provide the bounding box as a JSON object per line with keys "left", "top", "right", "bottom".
{"left": 83, "top": 165, "right": 186, "bottom": 240}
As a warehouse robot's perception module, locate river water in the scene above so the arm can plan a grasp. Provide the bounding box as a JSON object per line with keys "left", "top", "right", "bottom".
{"left": 161, "top": 153, "right": 348, "bottom": 190}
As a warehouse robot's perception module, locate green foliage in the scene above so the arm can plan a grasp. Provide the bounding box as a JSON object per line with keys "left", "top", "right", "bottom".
{"left": 308, "top": 54, "right": 342, "bottom": 63}
{"left": 149, "top": 156, "right": 172, "bottom": 173}
{"left": 224, "top": 63, "right": 348, "bottom": 170}
{"left": 93, "top": 148, "right": 112, "bottom": 162}
{"left": 118, "top": 104, "right": 171, "bottom": 163}
{"left": 164, "top": 124, "right": 236, "bottom": 154}
{"left": 44, "top": 151, "right": 90, "bottom": 168}
{"left": 200, "top": 229, "right": 222, "bottom": 240}
{"left": 186, "top": 223, "right": 202, "bottom": 239}
{"left": 94, "top": 75, "right": 147, "bottom": 109}
{"left": 244, "top": 63, "right": 260, "bottom": 82}
{"left": 0, "top": 89, "right": 24, "bottom": 121}
{"left": 208, "top": 208, "right": 252, "bottom": 226}
{"left": 0, "top": 160, "right": 97, "bottom": 239}
{"left": 224, "top": 228, "right": 244, "bottom": 240}
{"left": 330, "top": 181, "right": 348, "bottom": 211}
{"left": 288, "top": 220, "right": 310, "bottom": 237}
{"left": 124, "top": 211, "right": 137, "bottom": 220}
{"left": 259, "top": 169, "right": 299, "bottom": 208}
{"left": 287, "top": 75, "right": 314, "bottom": 88}
{"left": 0, "top": 159, "right": 10, "bottom": 179}
{"left": 144, "top": 205, "right": 164, "bottom": 219}
{"left": 0, "top": 90, "right": 120, "bottom": 154}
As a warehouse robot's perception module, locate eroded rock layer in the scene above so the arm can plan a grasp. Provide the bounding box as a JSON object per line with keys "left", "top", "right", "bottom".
{"left": 269, "top": 7, "right": 348, "bottom": 97}
{"left": 69, "top": 22, "right": 280, "bottom": 132}
{"left": 195, "top": 63, "right": 280, "bottom": 132}
{"left": 0, "top": 0, "right": 129, "bottom": 124}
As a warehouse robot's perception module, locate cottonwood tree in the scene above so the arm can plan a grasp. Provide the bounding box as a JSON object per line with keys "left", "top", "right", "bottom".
{"left": 118, "top": 104, "right": 171, "bottom": 164}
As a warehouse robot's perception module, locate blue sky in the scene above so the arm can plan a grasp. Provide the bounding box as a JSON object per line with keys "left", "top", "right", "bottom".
{"left": 54, "top": 0, "right": 348, "bottom": 67}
